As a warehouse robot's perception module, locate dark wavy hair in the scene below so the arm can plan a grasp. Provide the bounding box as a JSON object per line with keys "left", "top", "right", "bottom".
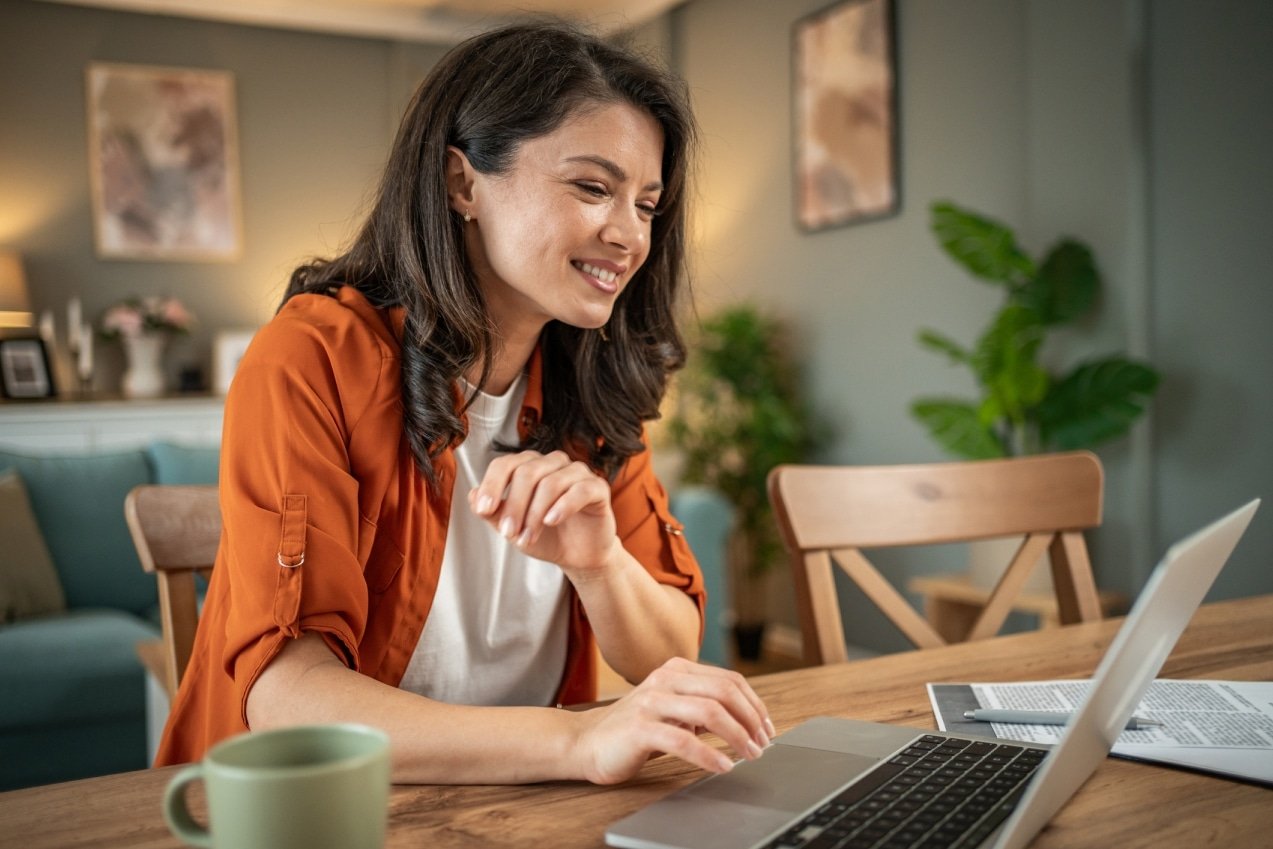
{"left": 281, "top": 21, "right": 696, "bottom": 483}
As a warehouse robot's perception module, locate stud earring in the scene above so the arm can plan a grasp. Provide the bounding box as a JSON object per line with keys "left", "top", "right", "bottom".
{"left": 463, "top": 211, "right": 472, "bottom": 223}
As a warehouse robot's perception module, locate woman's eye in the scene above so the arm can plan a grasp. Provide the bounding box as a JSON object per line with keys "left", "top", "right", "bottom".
{"left": 575, "top": 182, "right": 609, "bottom": 198}
{"left": 637, "top": 204, "right": 659, "bottom": 219}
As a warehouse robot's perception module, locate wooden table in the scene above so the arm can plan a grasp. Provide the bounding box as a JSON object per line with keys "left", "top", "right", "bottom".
{"left": 3, "top": 595, "right": 1270, "bottom": 849}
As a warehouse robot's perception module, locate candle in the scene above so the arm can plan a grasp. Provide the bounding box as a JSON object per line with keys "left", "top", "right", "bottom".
{"left": 78, "top": 322, "right": 93, "bottom": 384}
{"left": 67, "top": 297, "right": 81, "bottom": 351}
{"left": 38, "top": 310, "right": 55, "bottom": 345}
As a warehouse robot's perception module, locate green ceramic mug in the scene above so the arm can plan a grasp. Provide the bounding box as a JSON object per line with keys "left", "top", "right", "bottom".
{"left": 163, "top": 723, "right": 391, "bottom": 849}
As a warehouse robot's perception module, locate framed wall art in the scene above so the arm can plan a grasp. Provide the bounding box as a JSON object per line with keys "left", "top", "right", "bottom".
{"left": 212, "top": 328, "right": 256, "bottom": 395}
{"left": 86, "top": 62, "right": 243, "bottom": 261}
{"left": 0, "top": 337, "right": 57, "bottom": 400}
{"left": 793, "top": 0, "right": 900, "bottom": 232}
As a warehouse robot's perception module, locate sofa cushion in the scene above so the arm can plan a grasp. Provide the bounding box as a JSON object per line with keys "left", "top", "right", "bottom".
{"left": 0, "top": 470, "right": 66, "bottom": 623}
{"left": 0, "top": 448, "right": 155, "bottom": 615}
{"left": 148, "top": 441, "right": 219, "bottom": 485}
{"left": 0, "top": 608, "right": 156, "bottom": 729}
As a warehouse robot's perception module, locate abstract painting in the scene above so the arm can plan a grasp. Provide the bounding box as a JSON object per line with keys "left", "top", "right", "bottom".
{"left": 794, "top": 0, "right": 900, "bottom": 231}
{"left": 87, "top": 63, "right": 242, "bottom": 261}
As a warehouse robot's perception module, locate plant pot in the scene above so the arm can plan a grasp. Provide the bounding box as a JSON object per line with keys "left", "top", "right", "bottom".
{"left": 732, "top": 621, "right": 766, "bottom": 663}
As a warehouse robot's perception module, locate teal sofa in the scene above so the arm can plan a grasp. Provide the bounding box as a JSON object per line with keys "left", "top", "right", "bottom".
{"left": 0, "top": 442, "right": 218, "bottom": 791}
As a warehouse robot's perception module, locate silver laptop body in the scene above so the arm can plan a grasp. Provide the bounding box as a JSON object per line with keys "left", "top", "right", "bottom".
{"left": 606, "top": 499, "right": 1259, "bottom": 849}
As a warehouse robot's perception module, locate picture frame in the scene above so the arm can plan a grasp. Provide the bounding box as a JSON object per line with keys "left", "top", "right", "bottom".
{"left": 793, "top": 0, "right": 900, "bottom": 232}
{"left": 212, "top": 329, "right": 256, "bottom": 395}
{"left": 0, "top": 337, "right": 57, "bottom": 400}
{"left": 86, "top": 62, "right": 243, "bottom": 261}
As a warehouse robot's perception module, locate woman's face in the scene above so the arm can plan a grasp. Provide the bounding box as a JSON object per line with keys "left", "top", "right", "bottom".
{"left": 455, "top": 101, "right": 665, "bottom": 342}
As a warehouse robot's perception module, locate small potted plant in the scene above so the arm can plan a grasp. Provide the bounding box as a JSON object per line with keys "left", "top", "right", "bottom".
{"left": 99, "top": 295, "right": 195, "bottom": 398}
{"left": 911, "top": 200, "right": 1160, "bottom": 460}
{"left": 667, "top": 303, "right": 825, "bottom": 660}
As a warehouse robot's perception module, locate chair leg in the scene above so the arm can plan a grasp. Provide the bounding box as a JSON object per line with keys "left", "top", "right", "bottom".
{"left": 1049, "top": 532, "right": 1102, "bottom": 624}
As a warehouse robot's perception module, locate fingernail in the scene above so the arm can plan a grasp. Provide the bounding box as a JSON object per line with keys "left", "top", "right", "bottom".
{"left": 477, "top": 495, "right": 494, "bottom": 515}
{"left": 717, "top": 754, "right": 735, "bottom": 773}
{"left": 746, "top": 740, "right": 764, "bottom": 760}
{"left": 764, "top": 717, "right": 777, "bottom": 738}
{"left": 517, "top": 529, "right": 532, "bottom": 547}
{"left": 756, "top": 729, "right": 771, "bottom": 749}
{"left": 499, "top": 517, "right": 515, "bottom": 538}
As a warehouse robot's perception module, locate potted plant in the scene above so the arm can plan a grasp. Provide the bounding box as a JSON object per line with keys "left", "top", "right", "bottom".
{"left": 910, "top": 200, "right": 1160, "bottom": 589}
{"left": 911, "top": 200, "right": 1160, "bottom": 460}
{"left": 666, "top": 303, "right": 824, "bottom": 660}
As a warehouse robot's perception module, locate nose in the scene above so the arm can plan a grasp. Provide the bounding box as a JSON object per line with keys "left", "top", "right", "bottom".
{"left": 599, "top": 205, "right": 649, "bottom": 255}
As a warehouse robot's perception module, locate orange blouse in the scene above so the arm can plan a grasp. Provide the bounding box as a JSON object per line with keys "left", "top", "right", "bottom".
{"left": 156, "top": 287, "right": 704, "bottom": 766}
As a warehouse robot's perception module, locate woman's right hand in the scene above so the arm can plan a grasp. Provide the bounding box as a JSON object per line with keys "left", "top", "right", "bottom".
{"left": 571, "top": 657, "right": 775, "bottom": 785}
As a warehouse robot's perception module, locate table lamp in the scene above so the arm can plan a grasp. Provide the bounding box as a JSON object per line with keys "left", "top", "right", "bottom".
{"left": 0, "top": 249, "right": 33, "bottom": 329}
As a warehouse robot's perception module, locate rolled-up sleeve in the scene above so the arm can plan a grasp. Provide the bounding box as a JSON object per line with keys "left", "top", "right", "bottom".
{"left": 217, "top": 297, "right": 394, "bottom": 722}
{"left": 609, "top": 435, "right": 707, "bottom": 640}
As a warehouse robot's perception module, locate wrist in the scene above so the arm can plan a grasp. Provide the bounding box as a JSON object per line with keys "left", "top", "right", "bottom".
{"left": 561, "top": 535, "right": 626, "bottom": 585}
{"left": 554, "top": 703, "right": 600, "bottom": 782}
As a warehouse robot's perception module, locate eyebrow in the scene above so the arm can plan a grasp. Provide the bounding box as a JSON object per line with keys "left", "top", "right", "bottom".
{"left": 564, "top": 154, "right": 664, "bottom": 193}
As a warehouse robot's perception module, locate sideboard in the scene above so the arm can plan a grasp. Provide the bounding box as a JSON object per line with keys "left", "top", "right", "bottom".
{"left": 0, "top": 394, "right": 224, "bottom": 452}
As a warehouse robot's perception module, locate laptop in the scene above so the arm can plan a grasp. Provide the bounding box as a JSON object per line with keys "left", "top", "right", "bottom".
{"left": 606, "top": 499, "right": 1260, "bottom": 849}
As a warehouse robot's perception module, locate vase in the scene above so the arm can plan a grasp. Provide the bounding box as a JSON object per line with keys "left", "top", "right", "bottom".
{"left": 121, "top": 333, "right": 167, "bottom": 398}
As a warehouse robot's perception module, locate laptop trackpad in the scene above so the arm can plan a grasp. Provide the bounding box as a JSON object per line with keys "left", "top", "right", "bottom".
{"left": 683, "top": 744, "right": 878, "bottom": 813}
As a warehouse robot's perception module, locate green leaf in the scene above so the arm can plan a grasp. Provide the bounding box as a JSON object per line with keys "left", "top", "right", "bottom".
{"left": 930, "top": 201, "right": 1036, "bottom": 285}
{"left": 970, "top": 305, "right": 1047, "bottom": 421}
{"left": 1018, "top": 239, "right": 1100, "bottom": 325}
{"left": 1038, "top": 358, "right": 1161, "bottom": 450}
{"left": 917, "top": 329, "right": 970, "bottom": 364}
{"left": 911, "top": 399, "right": 1005, "bottom": 459}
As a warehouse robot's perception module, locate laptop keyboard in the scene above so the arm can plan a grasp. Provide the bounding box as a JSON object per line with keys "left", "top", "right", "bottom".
{"left": 761, "top": 734, "right": 1047, "bottom": 849}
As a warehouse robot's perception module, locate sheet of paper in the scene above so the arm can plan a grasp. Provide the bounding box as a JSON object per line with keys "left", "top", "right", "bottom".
{"left": 927, "top": 679, "right": 1273, "bottom": 787}
{"left": 967, "top": 679, "right": 1273, "bottom": 748}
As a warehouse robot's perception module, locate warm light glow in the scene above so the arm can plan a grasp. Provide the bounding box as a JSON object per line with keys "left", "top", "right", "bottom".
{"left": 0, "top": 249, "right": 33, "bottom": 328}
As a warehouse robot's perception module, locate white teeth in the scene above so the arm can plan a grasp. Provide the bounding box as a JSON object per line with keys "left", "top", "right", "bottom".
{"left": 575, "top": 261, "right": 618, "bottom": 284}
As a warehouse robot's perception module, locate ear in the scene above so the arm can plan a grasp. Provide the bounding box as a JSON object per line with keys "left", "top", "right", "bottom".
{"left": 445, "top": 146, "right": 477, "bottom": 217}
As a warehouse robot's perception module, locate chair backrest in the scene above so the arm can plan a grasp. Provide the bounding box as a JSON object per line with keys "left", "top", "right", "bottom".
{"left": 124, "top": 484, "right": 221, "bottom": 698}
{"left": 767, "top": 451, "right": 1104, "bottom": 665}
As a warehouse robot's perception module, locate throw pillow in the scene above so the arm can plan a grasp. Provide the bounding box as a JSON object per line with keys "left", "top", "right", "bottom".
{"left": 0, "top": 469, "right": 67, "bottom": 623}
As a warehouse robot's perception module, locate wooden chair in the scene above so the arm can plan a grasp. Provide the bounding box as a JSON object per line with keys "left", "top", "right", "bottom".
{"left": 767, "top": 451, "right": 1105, "bottom": 665}
{"left": 124, "top": 485, "right": 221, "bottom": 699}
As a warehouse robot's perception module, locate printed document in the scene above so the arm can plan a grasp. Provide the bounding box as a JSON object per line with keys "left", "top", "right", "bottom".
{"left": 928, "top": 679, "right": 1273, "bottom": 785}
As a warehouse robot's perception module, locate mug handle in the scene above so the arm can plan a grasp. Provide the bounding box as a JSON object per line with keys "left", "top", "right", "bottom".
{"left": 163, "top": 764, "right": 213, "bottom": 848}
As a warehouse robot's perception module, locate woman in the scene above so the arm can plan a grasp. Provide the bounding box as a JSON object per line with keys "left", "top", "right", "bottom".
{"left": 157, "top": 21, "right": 772, "bottom": 784}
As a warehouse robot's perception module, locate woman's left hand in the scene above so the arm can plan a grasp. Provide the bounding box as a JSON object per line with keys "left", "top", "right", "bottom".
{"left": 469, "top": 449, "right": 621, "bottom": 576}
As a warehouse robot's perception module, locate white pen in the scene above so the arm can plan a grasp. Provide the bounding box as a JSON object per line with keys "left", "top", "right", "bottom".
{"left": 963, "top": 709, "right": 1163, "bottom": 730}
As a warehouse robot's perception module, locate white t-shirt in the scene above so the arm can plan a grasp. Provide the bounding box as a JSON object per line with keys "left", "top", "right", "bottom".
{"left": 398, "top": 373, "right": 570, "bottom": 706}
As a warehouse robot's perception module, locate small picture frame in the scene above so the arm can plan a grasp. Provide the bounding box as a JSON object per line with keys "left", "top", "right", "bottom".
{"left": 212, "top": 329, "right": 256, "bottom": 395}
{"left": 0, "top": 337, "right": 58, "bottom": 400}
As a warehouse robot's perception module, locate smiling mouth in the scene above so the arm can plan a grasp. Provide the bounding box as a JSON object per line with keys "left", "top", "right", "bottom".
{"left": 573, "top": 261, "right": 620, "bottom": 285}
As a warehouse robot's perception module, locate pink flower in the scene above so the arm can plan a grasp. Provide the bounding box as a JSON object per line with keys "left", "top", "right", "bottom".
{"left": 98, "top": 295, "right": 196, "bottom": 340}
{"left": 102, "top": 304, "right": 144, "bottom": 337}
{"left": 160, "top": 298, "right": 193, "bottom": 329}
